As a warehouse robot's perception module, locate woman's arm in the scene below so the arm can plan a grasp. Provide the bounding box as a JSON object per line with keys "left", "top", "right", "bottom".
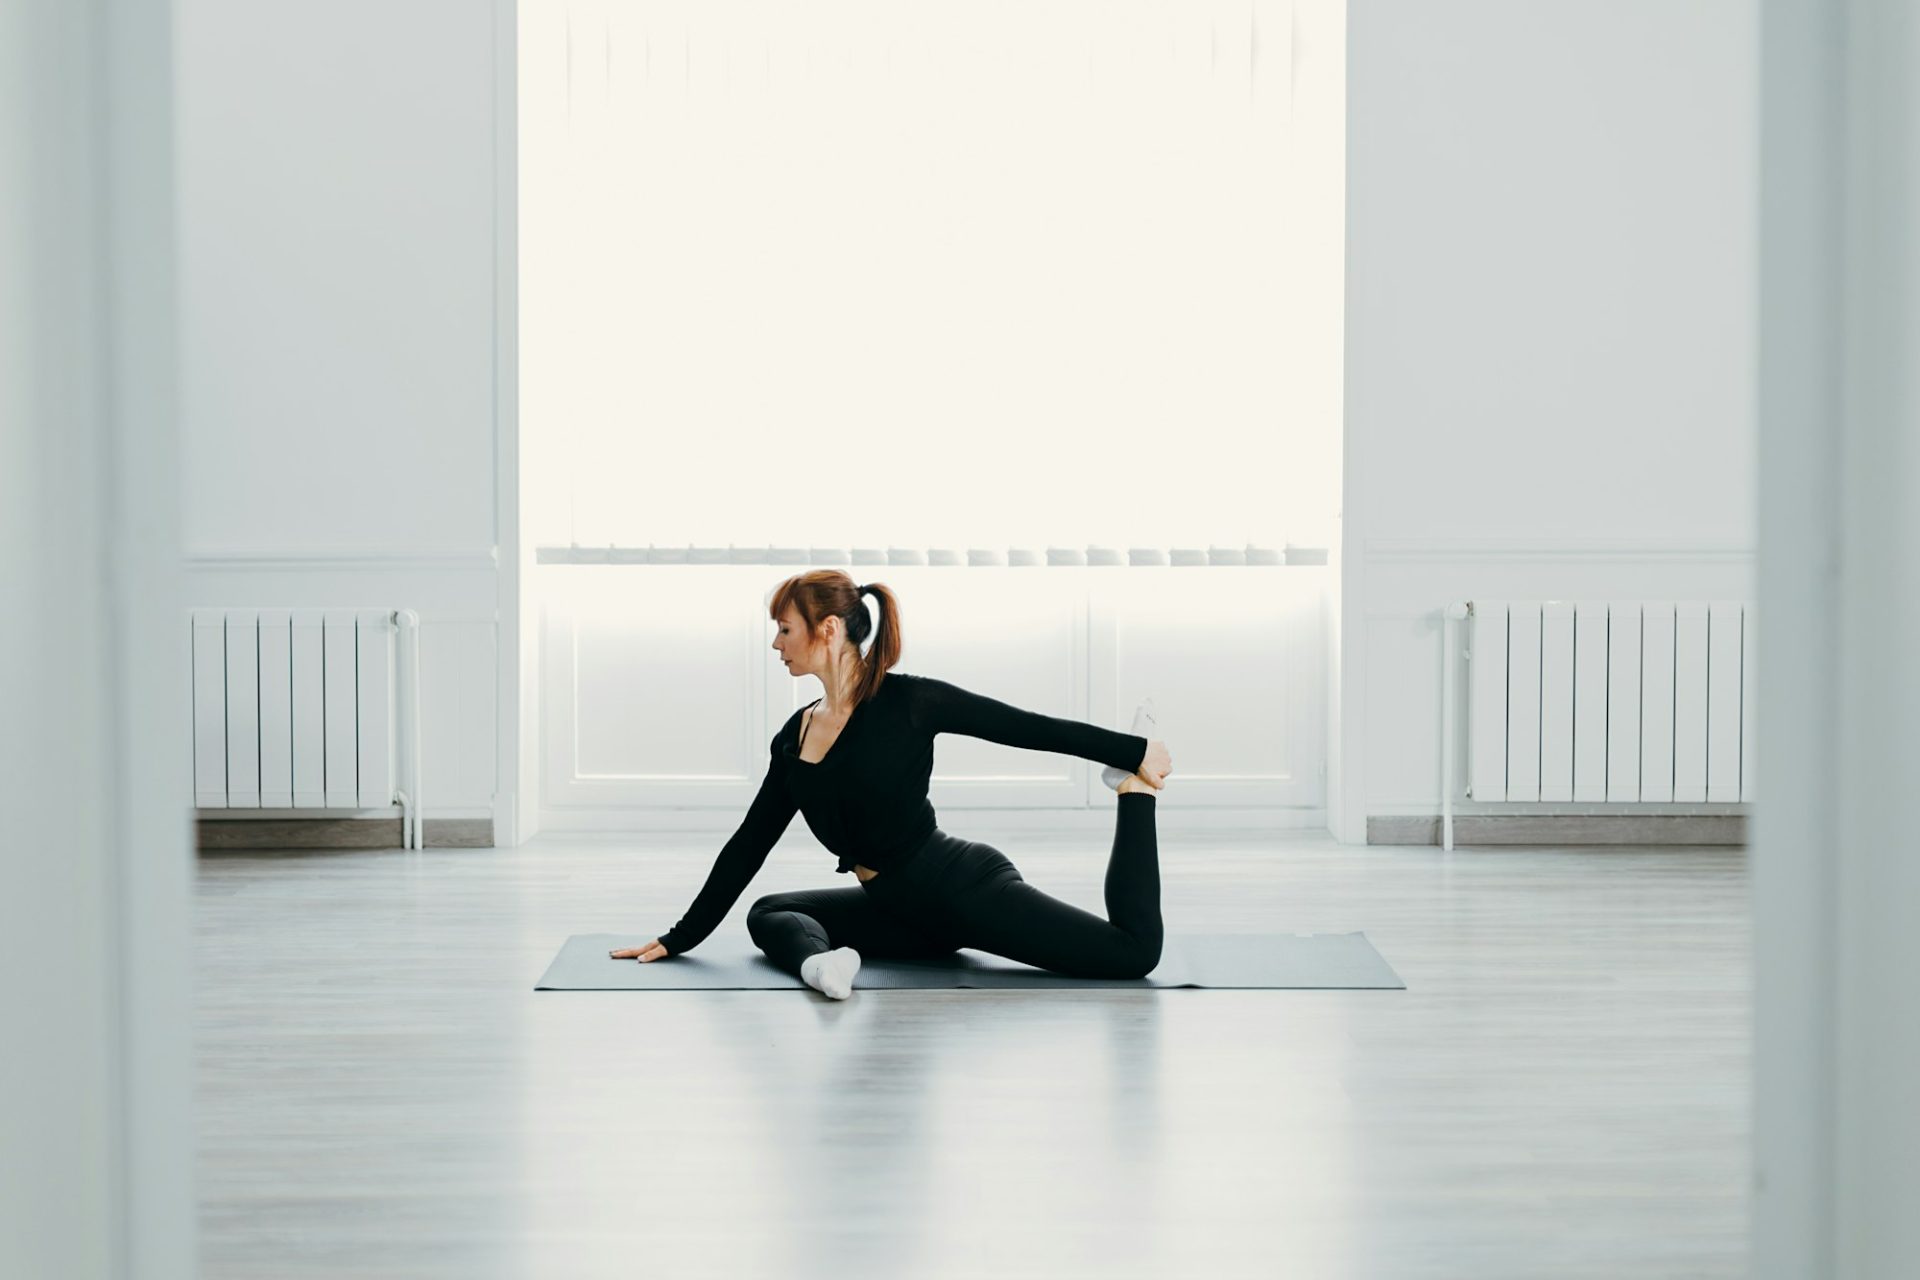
{"left": 655, "top": 739, "right": 798, "bottom": 956}
{"left": 907, "top": 675, "right": 1148, "bottom": 775}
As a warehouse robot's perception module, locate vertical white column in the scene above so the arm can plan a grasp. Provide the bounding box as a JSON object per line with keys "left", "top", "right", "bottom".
{"left": 1830, "top": 1, "right": 1920, "bottom": 1270}
{"left": 1757, "top": 0, "right": 1920, "bottom": 1274}
{"left": 0, "top": 0, "right": 195, "bottom": 1276}
{"left": 496, "top": 0, "right": 524, "bottom": 848}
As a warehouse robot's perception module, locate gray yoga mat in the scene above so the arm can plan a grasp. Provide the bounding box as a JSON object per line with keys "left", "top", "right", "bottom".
{"left": 534, "top": 931, "right": 1405, "bottom": 990}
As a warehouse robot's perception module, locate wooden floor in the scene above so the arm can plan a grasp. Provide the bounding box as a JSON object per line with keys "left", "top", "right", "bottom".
{"left": 195, "top": 823, "right": 1750, "bottom": 1279}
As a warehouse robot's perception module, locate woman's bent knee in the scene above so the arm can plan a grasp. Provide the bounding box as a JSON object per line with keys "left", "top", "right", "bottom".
{"left": 1048, "top": 937, "right": 1160, "bottom": 980}
{"left": 748, "top": 892, "right": 799, "bottom": 918}
{"left": 1119, "top": 937, "right": 1163, "bottom": 980}
{"left": 746, "top": 894, "right": 794, "bottom": 937}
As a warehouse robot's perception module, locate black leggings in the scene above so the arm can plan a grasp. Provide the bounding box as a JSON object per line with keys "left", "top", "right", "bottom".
{"left": 746, "top": 791, "right": 1162, "bottom": 980}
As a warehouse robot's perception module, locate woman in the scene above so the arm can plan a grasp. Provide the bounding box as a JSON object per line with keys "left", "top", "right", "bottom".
{"left": 610, "top": 571, "right": 1174, "bottom": 998}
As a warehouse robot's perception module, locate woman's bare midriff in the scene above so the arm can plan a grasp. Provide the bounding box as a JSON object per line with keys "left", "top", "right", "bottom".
{"left": 854, "top": 865, "right": 878, "bottom": 882}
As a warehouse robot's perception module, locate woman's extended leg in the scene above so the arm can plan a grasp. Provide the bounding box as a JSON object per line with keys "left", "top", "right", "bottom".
{"left": 745, "top": 886, "right": 961, "bottom": 976}
{"left": 949, "top": 790, "right": 1163, "bottom": 979}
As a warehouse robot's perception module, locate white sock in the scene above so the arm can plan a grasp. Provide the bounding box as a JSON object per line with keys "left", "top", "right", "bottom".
{"left": 1103, "top": 698, "right": 1159, "bottom": 790}
{"left": 799, "top": 946, "right": 862, "bottom": 999}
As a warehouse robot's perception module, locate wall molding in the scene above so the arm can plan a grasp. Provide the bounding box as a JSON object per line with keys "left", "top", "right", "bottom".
{"left": 1364, "top": 538, "right": 1755, "bottom": 564}
{"left": 178, "top": 608, "right": 499, "bottom": 625}
{"left": 185, "top": 548, "right": 500, "bottom": 572}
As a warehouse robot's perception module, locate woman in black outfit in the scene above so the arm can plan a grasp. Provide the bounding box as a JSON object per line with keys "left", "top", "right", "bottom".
{"left": 610, "top": 571, "right": 1174, "bottom": 998}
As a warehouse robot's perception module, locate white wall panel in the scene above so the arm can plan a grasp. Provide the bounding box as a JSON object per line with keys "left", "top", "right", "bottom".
{"left": 893, "top": 573, "right": 1092, "bottom": 802}
{"left": 416, "top": 619, "right": 496, "bottom": 819}
{"left": 542, "top": 565, "right": 1325, "bottom": 818}
{"left": 566, "top": 576, "right": 755, "bottom": 786}
{"left": 175, "top": 0, "right": 495, "bottom": 557}
{"left": 1346, "top": 3, "right": 1755, "bottom": 548}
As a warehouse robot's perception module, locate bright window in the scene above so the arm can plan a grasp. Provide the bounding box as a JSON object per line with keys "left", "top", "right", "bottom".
{"left": 520, "top": 0, "right": 1336, "bottom": 556}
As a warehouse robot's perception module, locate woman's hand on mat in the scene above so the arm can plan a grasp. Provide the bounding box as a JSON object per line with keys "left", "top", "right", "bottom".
{"left": 610, "top": 939, "right": 668, "bottom": 962}
{"left": 1136, "top": 739, "right": 1172, "bottom": 787}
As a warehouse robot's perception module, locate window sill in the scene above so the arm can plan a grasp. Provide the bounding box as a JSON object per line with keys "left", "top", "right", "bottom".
{"left": 533, "top": 544, "right": 1329, "bottom": 567}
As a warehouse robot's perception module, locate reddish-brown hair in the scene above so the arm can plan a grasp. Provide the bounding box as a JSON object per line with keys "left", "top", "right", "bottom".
{"left": 766, "top": 570, "right": 902, "bottom": 706}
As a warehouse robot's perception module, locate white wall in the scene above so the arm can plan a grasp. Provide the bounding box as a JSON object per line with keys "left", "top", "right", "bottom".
{"left": 1339, "top": 0, "right": 1758, "bottom": 833}
{"left": 175, "top": 0, "right": 513, "bottom": 834}
{"left": 170, "top": 0, "right": 1761, "bottom": 841}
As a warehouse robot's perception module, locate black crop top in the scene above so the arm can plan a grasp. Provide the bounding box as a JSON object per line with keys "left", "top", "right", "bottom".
{"left": 653, "top": 671, "right": 1150, "bottom": 956}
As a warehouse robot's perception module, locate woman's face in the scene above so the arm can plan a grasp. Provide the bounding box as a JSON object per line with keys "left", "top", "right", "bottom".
{"left": 772, "top": 605, "right": 823, "bottom": 675}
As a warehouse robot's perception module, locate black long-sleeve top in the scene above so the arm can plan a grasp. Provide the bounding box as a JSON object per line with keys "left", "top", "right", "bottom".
{"left": 654, "top": 671, "right": 1150, "bottom": 956}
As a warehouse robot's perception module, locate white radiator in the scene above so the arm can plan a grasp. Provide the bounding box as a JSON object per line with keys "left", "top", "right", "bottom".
{"left": 191, "top": 608, "right": 423, "bottom": 849}
{"left": 1440, "top": 600, "right": 1753, "bottom": 848}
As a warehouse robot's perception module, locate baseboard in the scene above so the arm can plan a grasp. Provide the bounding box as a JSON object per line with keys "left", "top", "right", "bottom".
{"left": 1368, "top": 814, "right": 1748, "bottom": 847}
{"left": 196, "top": 817, "right": 495, "bottom": 851}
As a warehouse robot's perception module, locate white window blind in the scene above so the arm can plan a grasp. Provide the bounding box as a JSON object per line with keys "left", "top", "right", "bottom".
{"left": 520, "top": 0, "right": 1335, "bottom": 557}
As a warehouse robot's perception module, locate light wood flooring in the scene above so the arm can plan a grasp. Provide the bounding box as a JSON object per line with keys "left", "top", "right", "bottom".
{"left": 195, "top": 823, "right": 1750, "bottom": 1279}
